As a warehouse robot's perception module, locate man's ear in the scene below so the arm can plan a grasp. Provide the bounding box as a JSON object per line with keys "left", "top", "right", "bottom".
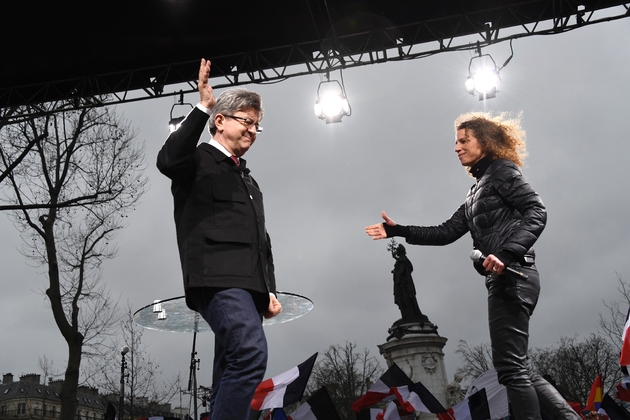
{"left": 214, "top": 114, "right": 225, "bottom": 132}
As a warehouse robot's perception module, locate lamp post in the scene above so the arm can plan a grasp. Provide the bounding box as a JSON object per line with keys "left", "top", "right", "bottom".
{"left": 119, "top": 346, "right": 130, "bottom": 420}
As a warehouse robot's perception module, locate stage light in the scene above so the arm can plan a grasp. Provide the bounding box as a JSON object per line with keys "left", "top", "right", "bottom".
{"left": 314, "top": 71, "right": 351, "bottom": 124}
{"left": 168, "top": 116, "right": 186, "bottom": 133}
{"left": 465, "top": 54, "right": 500, "bottom": 100}
{"left": 169, "top": 91, "right": 193, "bottom": 132}
{"left": 465, "top": 41, "right": 514, "bottom": 101}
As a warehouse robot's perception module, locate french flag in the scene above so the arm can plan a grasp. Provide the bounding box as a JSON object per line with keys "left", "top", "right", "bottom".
{"left": 391, "top": 381, "right": 446, "bottom": 413}
{"left": 351, "top": 363, "right": 445, "bottom": 415}
{"left": 379, "top": 401, "right": 404, "bottom": 420}
{"left": 357, "top": 402, "right": 405, "bottom": 420}
{"left": 438, "top": 388, "right": 492, "bottom": 420}
{"left": 600, "top": 393, "right": 630, "bottom": 420}
{"left": 437, "top": 369, "right": 509, "bottom": 420}
{"left": 621, "top": 307, "right": 630, "bottom": 366}
{"left": 286, "top": 386, "right": 341, "bottom": 420}
{"left": 351, "top": 364, "right": 413, "bottom": 412}
{"left": 251, "top": 353, "right": 318, "bottom": 411}
{"left": 616, "top": 366, "right": 630, "bottom": 402}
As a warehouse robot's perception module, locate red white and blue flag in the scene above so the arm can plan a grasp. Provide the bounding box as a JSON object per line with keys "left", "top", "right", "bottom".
{"left": 598, "top": 393, "right": 630, "bottom": 420}
{"left": 379, "top": 401, "right": 403, "bottom": 420}
{"left": 617, "top": 366, "right": 630, "bottom": 402}
{"left": 621, "top": 307, "right": 630, "bottom": 367}
{"left": 438, "top": 388, "right": 493, "bottom": 420}
{"left": 438, "top": 369, "right": 509, "bottom": 420}
{"left": 286, "top": 386, "right": 341, "bottom": 420}
{"left": 356, "top": 402, "right": 407, "bottom": 420}
{"left": 618, "top": 307, "right": 630, "bottom": 403}
{"left": 251, "top": 353, "right": 318, "bottom": 411}
{"left": 351, "top": 363, "right": 445, "bottom": 414}
{"left": 392, "top": 381, "right": 446, "bottom": 413}
{"left": 351, "top": 364, "right": 414, "bottom": 412}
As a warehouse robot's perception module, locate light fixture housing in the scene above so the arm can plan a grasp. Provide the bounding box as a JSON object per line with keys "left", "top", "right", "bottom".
{"left": 169, "top": 91, "right": 194, "bottom": 132}
{"left": 465, "top": 53, "right": 500, "bottom": 101}
{"left": 314, "top": 77, "right": 351, "bottom": 124}
{"left": 168, "top": 116, "right": 186, "bottom": 133}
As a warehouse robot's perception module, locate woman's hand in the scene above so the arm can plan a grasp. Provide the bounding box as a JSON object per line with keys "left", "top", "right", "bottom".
{"left": 483, "top": 254, "right": 505, "bottom": 275}
{"left": 365, "top": 211, "right": 396, "bottom": 240}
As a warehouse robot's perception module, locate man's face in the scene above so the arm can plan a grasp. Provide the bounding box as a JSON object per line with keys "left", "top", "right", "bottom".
{"left": 455, "top": 128, "right": 485, "bottom": 167}
{"left": 214, "top": 107, "right": 260, "bottom": 157}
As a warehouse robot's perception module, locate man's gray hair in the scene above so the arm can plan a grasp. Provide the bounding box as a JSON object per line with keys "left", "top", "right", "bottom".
{"left": 208, "top": 88, "right": 264, "bottom": 135}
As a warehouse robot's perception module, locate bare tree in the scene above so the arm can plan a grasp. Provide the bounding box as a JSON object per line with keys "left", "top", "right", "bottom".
{"left": 306, "top": 342, "right": 383, "bottom": 420}
{"left": 454, "top": 340, "right": 494, "bottom": 385}
{"left": 0, "top": 103, "right": 147, "bottom": 420}
{"left": 38, "top": 354, "right": 63, "bottom": 385}
{"left": 456, "top": 336, "right": 621, "bottom": 405}
{"left": 599, "top": 273, "right": 630, "bottom": 353}
{"left": 83, "top": 303, "right": 182, "bottom": 416}
{"left": 530, "top": 335, "right": 620, "bottom": 403}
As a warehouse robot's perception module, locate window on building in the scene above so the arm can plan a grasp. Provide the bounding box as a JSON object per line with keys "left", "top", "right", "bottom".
{"left": 17, "top": 403, "right": 26, "bottom": 415}
{"left": 1, "top": 405, "right": 6, "bottom": 416}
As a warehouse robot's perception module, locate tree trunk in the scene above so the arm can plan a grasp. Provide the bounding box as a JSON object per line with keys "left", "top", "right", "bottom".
{"left": 59, "top": 334, "right": 83, "bottom": 420}
{"left": 43, "top": 219, "right": 84, "bottom": 420}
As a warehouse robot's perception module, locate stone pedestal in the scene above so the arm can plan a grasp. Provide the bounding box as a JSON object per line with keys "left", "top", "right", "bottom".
{"left": 378, "top": 317, "right": 448, "bottom": 419}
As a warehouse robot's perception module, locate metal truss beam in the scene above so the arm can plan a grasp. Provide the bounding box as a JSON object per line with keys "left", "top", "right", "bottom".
{"left": 1, "top": 1, "right": 629, "bottom": 124}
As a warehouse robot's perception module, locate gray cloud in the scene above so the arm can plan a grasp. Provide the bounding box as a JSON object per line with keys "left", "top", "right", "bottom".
{"left": 1, "top": 18, "right": 629, "bottom": 398}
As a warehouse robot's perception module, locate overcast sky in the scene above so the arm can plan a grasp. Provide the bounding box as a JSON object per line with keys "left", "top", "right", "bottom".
{"left": 2, "top": 11, "right": 630, "bottom": 405}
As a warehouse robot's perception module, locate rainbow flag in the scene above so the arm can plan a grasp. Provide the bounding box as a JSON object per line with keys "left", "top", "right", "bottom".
{"left": 584, "top": 374, "right": 603, "bottom": 412}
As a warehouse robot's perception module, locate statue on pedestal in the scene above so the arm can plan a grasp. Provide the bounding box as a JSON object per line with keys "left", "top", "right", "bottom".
{"left": 446, "top": 373, "right": 467, "bottom": 407}
{"left": 388, "top": 240, "right": 423, "bottom": 320}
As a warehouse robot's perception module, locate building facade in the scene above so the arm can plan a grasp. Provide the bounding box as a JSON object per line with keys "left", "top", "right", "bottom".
{"left": 0, "top": 373, "right": 110, "bottom": 420}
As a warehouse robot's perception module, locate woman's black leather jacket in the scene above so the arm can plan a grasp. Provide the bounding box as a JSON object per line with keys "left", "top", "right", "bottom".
{"left": 406, "top": 158, "right": 546, "bottom": 269}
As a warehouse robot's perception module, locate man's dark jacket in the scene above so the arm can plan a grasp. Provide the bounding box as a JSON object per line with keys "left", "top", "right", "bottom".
{"left": 156, "top": 107, "right": 276, "bottom": 309}
{"left": 406, "top": 158, "right": 546, "bottom": 272}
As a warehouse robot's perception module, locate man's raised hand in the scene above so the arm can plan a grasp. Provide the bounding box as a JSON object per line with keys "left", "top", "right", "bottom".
{"left": 198, "top": 58, "right": 216, "bottom": 109}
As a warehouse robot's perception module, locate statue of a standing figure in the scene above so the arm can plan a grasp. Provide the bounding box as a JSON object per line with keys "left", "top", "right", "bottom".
{"left": 447, "top": 373, "right": 467, "bottom": 407}
{"left": 389, "top": 241, "right": 423, "bottom": 320}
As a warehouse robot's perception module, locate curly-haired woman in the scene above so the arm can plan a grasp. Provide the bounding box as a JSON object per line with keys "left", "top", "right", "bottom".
{"left": 365, "top": 112, "right": 580, "bottom": 419}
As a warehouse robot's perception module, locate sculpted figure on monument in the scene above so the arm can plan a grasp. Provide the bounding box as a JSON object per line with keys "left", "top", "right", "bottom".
{"left": 447, "top": 373, "right": 467, "bottom": 407}
{"left": 390, "top": 241, "right": 423, "bottom": 320}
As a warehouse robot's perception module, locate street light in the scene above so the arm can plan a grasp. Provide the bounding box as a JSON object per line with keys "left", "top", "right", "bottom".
{"left": 119, "top": 346, "right": 130, "bottom": 420}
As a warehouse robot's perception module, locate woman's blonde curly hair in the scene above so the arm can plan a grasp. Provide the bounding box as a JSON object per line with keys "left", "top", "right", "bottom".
{"left": 454, "top": 111, "right": 527, "bottom": 169}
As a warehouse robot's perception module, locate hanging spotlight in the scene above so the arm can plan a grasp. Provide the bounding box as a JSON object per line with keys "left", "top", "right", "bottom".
{"left": 465, "top": 40, "right": 514, "bottom": 101}
{"left": 169, "top": 91, "right": 194, "bottom": 132}
{"left": 465, "top": 54, "right": 500, "bottom": 100}
{"left": 314, "top": 71, "right": 351, "bottom": 124}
